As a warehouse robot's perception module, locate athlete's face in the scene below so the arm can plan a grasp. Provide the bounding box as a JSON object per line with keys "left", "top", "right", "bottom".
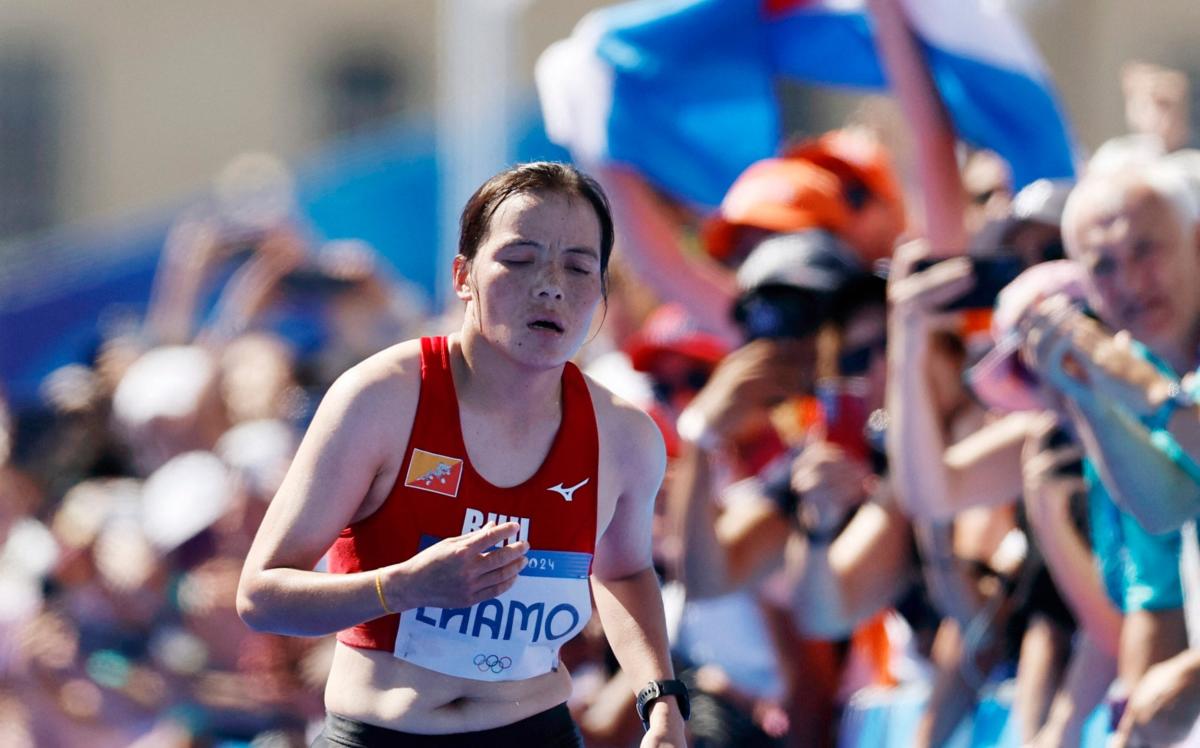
{"left": 456, "top": 190, "right": 604, "bottom": 367}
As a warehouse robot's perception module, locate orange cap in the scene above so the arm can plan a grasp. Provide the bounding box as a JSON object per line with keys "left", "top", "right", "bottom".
{"left": 785, "top": 130, "right": 906, "bottom": 263}
{"left": 704, "top": 129, "right": 906, "bottom": 264}
{"left": 703, "top": 157, "right": 851, "bottom": 262}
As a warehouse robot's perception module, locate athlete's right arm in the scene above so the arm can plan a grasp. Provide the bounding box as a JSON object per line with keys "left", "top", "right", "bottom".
{"left": 237, "top": 345, "right": 528, "bottom": 637}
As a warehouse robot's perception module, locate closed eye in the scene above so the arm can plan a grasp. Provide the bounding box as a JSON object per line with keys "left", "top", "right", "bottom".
{"left": 1133, "top": 240, "right": 1156, "bottom": 260}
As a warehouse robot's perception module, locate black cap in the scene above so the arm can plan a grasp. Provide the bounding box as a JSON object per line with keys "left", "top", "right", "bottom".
{"left": 735, "top": 230, "right": 864, "bottom": 294}
{"left": 731, "top": 230, "right": 865, "bottom": 340}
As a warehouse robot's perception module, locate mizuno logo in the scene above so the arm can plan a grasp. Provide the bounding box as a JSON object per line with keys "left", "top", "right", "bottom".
{"left": 547, "top": 478, "right": 589, "bottom": 502}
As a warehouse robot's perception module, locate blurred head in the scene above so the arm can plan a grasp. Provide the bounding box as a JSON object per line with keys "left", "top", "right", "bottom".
{"left": 1062, "top": 162, "right": 1200, "bottom": 352}
{"left": 788, "top": 130, "right": 906, "bottom": 263}
{"left": 963, "top": 149, "right": 1014, "bottom": 234}
{"left": 971, "top": 179, "right": 1072, "bottom": 267}
{"left": 626, "top": 304, "right": 729, "bottom": 415}
{"left": 141, "top": 451, "right": 235, "bottom": 554}
{"left": 1122, "top": 61, "right": 1191, "bottom": 153}
{"left": 704, "top": 130, "right": 905, "bottom": 265}
{"left": 112, "top": 346, "right": 228, "bottom": 474}
{"left": 704, "top": 157, "right": 849, "bottom": 264}
{"left": 453, "top": 162, "right": 613, "bottom": 368}
{"left": 732, "top": 230, "right": 864, "bottom": 341}
{"left": 219, "top": 333, "right": 297, "bottom": 424}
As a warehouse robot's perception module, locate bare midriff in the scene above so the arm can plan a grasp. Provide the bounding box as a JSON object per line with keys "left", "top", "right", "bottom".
{"left": 323, "top": 641, "right": 574, "bottom": 733}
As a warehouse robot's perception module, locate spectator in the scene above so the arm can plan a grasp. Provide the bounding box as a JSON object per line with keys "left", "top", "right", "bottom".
{"left": 1018, "top": 158, "right": 1200, "bottom": 743}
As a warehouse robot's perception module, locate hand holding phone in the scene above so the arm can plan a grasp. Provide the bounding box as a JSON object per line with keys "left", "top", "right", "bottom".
{"left": 1045, "top": 426, "right": 1084, "bottom": 477}
{"left": 816, "top": 377, "right": 871, "bottom": 462}
{"left": 911, "top": 254, "right": 1025, "bottom": 311}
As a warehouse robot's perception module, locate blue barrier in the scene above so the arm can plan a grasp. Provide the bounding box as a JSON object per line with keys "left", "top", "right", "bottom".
{"left": 839, "top": 681, "right": 1110, "bottom": 747}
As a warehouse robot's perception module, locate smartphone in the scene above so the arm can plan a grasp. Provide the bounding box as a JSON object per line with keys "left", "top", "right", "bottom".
{"left": 912, "top": 254, "right": 1025, "bottom": 311}
{"left": 816, "top": 377, "right": 871, "bottom": 462}
{"left": 1046, "top": 426, "right": 1084, "bottom": 477}
{"left": 280, "top": 267, "right": 359, "bottom": 296}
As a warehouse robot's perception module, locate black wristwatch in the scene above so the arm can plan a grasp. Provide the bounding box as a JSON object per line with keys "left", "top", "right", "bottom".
{"left": 636, "top": 678, "right": 691, "bottom": 730}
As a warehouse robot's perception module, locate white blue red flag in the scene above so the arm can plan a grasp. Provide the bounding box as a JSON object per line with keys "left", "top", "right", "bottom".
{"left": 537, "top": 0, "right": 1078, "bottom": 208}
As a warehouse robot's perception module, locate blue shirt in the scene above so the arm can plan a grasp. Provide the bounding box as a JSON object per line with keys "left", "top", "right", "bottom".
{"left": 1085, "top": 342, "right": 1200, "bottom": 612}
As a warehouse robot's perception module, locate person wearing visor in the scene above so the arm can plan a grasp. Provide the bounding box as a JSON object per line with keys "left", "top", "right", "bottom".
{"left": 624, "top": 304, "right": 730, "bottom": 459}
{"left": 703, "top": 130, "right": 907, "bottom": 269}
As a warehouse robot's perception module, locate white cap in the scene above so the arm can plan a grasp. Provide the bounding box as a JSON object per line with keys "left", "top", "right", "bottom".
{"left": 1011, "top": 178, "right": 1073, "bottom": 227}
{"left": 215, "top": 419, "right": 297, "bottom": 499}
{"left": 141, "top": 451, "right": 234, "bottom": 551}
{"left": 112, "top": 346, "right": 216, "bottom": 427}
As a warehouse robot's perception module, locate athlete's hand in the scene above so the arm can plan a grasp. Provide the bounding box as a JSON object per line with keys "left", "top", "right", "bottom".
{"left": 641, "top": 699, "right": 688, "bottom": 747}
{"left": 386, "top": 522, "right": 529, "bottom": 611}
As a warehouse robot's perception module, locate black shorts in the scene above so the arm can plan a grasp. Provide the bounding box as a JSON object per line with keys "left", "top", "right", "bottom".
{"left": 312, "top": 703, "right": 583, "bottom": 748}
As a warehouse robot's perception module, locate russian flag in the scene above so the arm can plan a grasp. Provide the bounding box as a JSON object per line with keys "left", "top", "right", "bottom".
{"left": 537, "top": 0, "right": 1078, "bottom": 209}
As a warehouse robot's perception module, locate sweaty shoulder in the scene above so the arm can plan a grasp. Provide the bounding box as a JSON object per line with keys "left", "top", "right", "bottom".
{"left": 583, "top": 373, "right": 667, "bottom": 490}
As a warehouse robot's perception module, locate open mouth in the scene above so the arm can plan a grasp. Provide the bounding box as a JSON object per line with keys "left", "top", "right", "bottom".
{"left": 528, "top": 319, "right": 564, "bottom": 334}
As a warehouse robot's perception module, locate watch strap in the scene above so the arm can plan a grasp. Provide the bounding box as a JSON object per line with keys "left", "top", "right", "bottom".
{"left": 636, "top": 678, "right": 690, "bottom": 729}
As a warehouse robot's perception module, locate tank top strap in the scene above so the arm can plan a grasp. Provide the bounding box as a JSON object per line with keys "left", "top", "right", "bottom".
{"left": 419, "top": 336, "right": 453, "bottom": 392}
{"left": 559, "top": 361, "right": 599, "bottom": 464}
{"left": 416, "top": 336, "right": 467, "bottom": 455}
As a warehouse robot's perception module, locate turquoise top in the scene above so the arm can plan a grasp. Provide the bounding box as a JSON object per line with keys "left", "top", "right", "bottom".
{"left": 1085, "top": 341, "right": 1199, "bottom": 612}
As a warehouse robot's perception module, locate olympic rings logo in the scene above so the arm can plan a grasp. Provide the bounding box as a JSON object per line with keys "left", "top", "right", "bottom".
{"left": 473, "top": 653, "right": 513, "bottom": 673}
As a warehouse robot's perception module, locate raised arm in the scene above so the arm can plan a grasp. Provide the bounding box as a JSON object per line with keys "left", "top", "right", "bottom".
{"left": 1020, "top": 417, "right": 1121, "bottom": 747}
{"left": 665, "top": 338, "right": 819, "bottom": 598}
{"left": 866, "top": 0, "right": 968, "bottom": 252}
{"left": 788, "top": 487, "right": 915, "bottom": 639}
{"left": 1021, "top": 415, "right": 1122, "bottom": 655}
{"left": 144, "top": 214, "right": 226, "bottom": 345}
{"left": 589, "top": 164, "right": 741, "bottom": 345}
{"left": 886, "top": 244, "right": 1030, "bottom": 521}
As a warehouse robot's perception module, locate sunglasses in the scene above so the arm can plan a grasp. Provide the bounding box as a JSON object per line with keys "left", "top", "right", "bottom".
{"left": 651, "top": 367, "right": 712, "bottom": 404}
{"left": 837, "top": 334, "right": 887, "bottom": 377}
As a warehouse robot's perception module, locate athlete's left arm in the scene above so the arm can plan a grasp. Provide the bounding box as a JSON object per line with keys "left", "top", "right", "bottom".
{"left": 590, "top": 399, "right": 686, "bottom": 747}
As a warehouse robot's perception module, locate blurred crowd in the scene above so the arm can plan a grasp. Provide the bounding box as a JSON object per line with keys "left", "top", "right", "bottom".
{"left": 0, "top": 153, "right": 431, "bottom": 747}
{"left": 4, "top": 5, "right": 1200, "bottom": 748}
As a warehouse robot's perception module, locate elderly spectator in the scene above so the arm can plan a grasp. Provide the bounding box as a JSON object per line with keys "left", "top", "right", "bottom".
{"left": 1018, "top": 161, "right": 1200, "bottom": 534}
{"left": 1017, "top": 158, "right": 1200, "bottom": 744}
